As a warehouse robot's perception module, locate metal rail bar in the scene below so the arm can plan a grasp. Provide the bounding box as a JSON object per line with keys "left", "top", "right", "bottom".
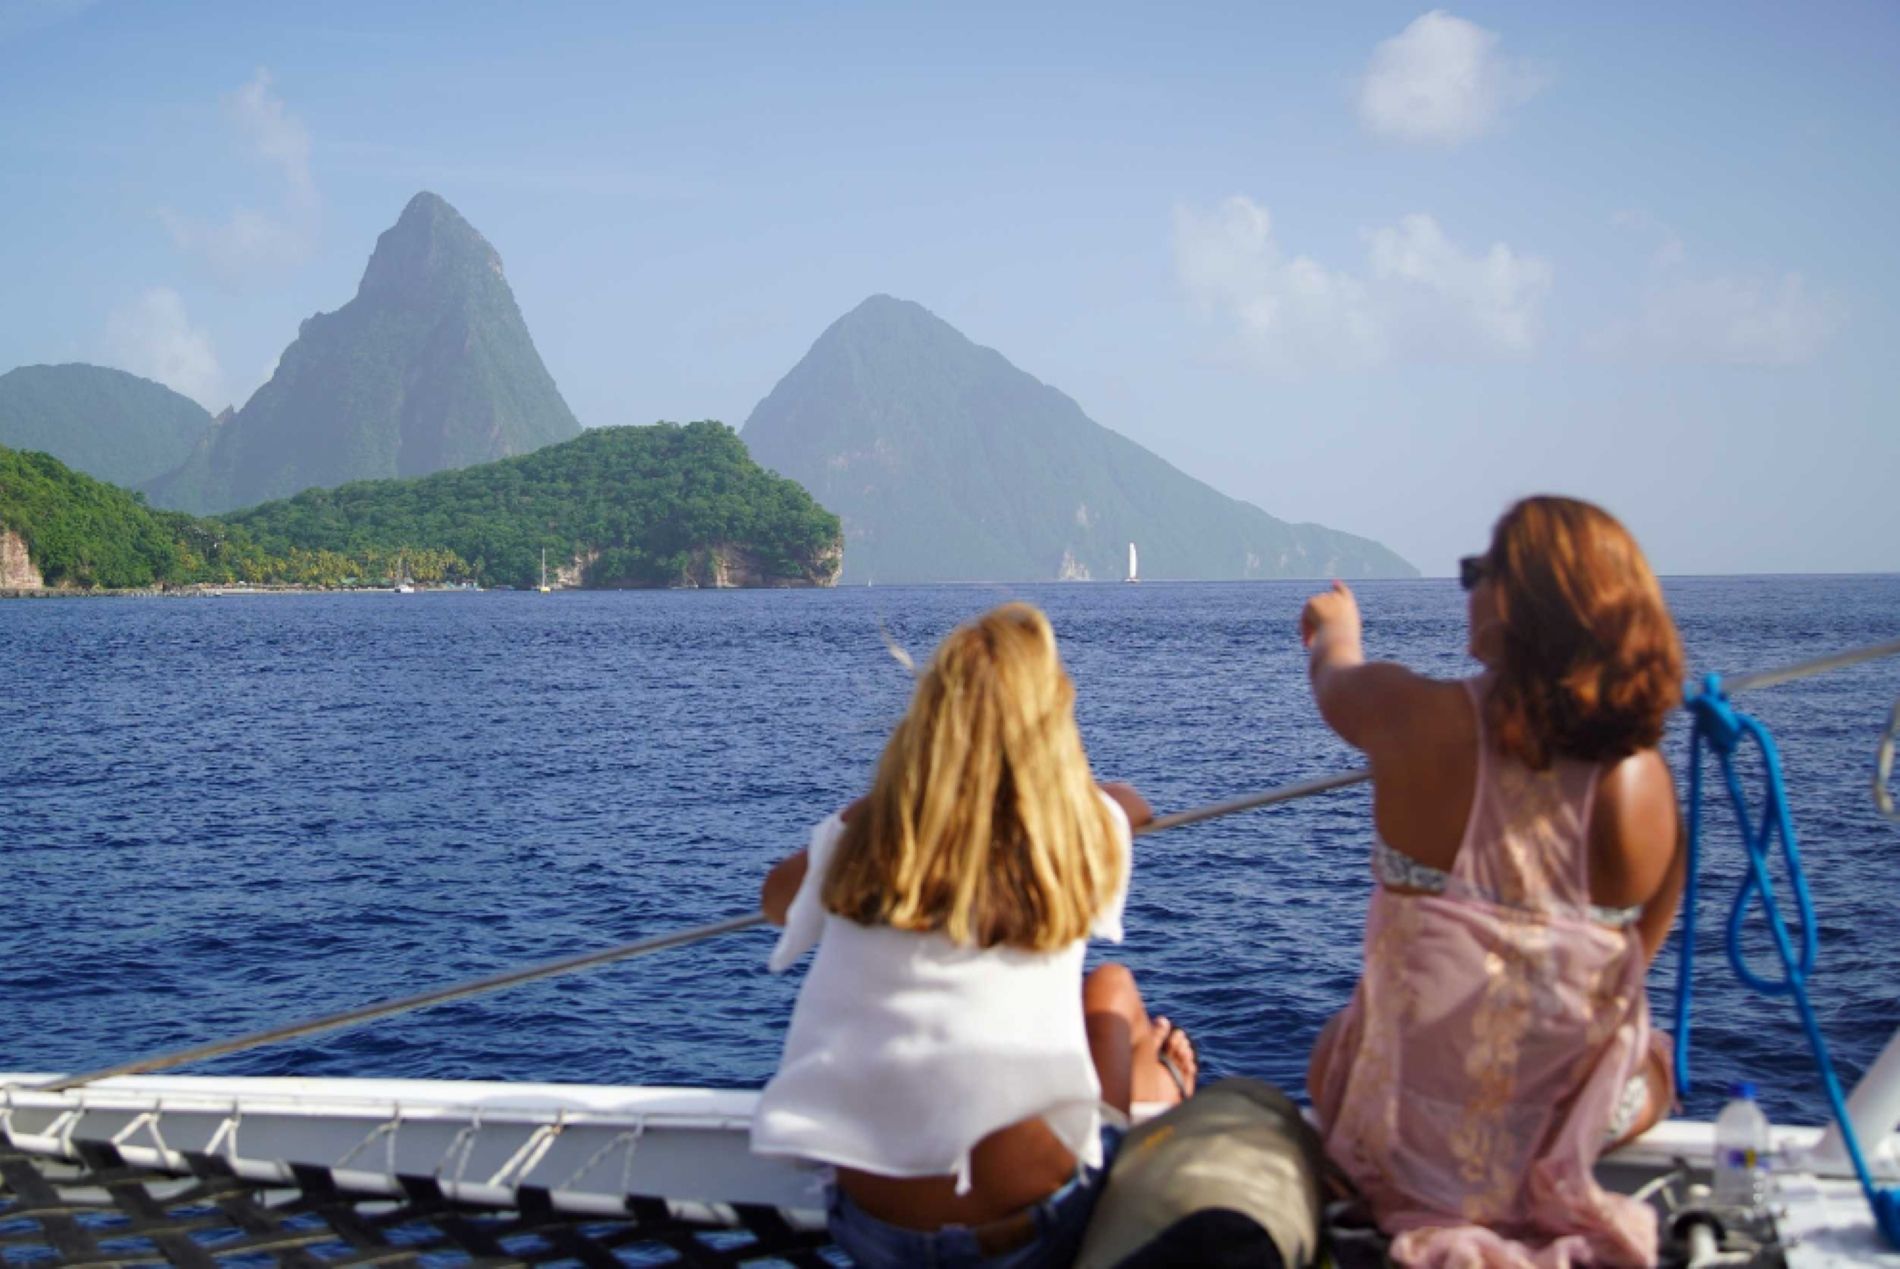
{"left": 1721, "top": 636, "right": 1900, "bottom": 695}
{"left": 1139, "top": 768, "right": 1370, "bottom": 834}
{"left": 26, "top": 635, "right": 1898, "bottom": 1094}
{"left": 32, "top": 913, "right": 768, "bottom": 1092}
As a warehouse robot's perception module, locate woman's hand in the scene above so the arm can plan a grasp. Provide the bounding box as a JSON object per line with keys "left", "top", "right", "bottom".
{"left": 1099, "top": 781, "right": 1153, "bottom": 829}
{"left": 1300, "top": 581, "right": 1424, "bottom": 752}
{"left": 1300, "top": 581, "right": 1363, "bottom": 656}
{"left": 761, "top": 851, "right": 809, "bottom": 926}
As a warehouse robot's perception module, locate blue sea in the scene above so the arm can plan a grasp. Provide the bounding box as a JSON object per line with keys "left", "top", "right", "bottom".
{"left": 2, "top": 577, "right": 1896, "bottom": 1127}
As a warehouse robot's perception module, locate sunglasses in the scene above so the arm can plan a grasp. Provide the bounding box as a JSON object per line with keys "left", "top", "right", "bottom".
{"left": 1458, "top": 555, "right": 1490, "bottom": 591}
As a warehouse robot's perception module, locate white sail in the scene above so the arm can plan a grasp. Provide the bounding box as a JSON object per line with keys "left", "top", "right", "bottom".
{"left": 1127, "top": 542, "right": 1139, "bottom": 583}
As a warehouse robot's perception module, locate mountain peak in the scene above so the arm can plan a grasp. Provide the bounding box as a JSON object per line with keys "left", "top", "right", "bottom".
{"left": 828, "top": 294, "right": 955, "bottom": 338}
{"left": 141, "top": 193, "right": 580, "bottom": 514}
{"left": 743, "top": 300, "right": 1416, "bottom": 583}
{"left": 358, "top": 190, "right": 503, "bottom": 301}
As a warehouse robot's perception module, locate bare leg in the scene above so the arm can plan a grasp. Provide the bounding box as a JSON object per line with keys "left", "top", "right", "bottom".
{"left": 1307, "top": 1012, "right": 1343, "bottom": 1111}
{"left": 1084, "top": 963, "right": 1198, "bottom": 1115}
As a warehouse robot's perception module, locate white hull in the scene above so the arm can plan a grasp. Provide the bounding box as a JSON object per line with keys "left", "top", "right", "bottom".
{"left": 5, "top": 1073, "right": 1896, "bottom": 1263}
{"left": 0, "top": 1073, "right": 826, "bottom": 1226}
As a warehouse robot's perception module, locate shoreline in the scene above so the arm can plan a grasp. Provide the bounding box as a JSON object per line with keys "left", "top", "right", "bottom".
{"left": 0, "top": 584, "right": 484, "bottom": 600}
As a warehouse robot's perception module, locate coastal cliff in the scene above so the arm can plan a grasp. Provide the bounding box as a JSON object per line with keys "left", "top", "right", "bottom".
{"left": 679, "top": 541, "right": 842, "bottom": 588}
{"left": 1, "top": 528, "right": 43, "bottom": 588}
{"left": 555, "top": 540, "right": 840, "bottom": 589}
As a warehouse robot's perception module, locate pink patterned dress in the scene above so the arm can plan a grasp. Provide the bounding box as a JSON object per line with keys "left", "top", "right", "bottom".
{"left": 1311, "top": 680, "right": 1657, "bottom": 1268}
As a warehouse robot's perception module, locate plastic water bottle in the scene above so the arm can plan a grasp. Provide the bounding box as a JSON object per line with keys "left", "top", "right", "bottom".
{"left": 1713, "top": 1081, "right": 1771, "bottom": 1210}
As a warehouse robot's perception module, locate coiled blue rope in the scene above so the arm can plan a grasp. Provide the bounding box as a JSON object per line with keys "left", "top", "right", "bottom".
{"left": 1674, "top": 673, "right": 1900, "bottom": 1246}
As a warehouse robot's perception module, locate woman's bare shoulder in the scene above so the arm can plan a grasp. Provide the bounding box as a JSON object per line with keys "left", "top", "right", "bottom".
{"left": 1382, "top": 671, "right": 1477, "bottom": 745}
{"left": 1589, "top": 749, "right": 1680, "bottom": 906}
{"left": 1595, "top": 749, "right": 1677, "bottom": 821}
{"left": 1327, "top": 663, "right": 1470, "bottom": 752}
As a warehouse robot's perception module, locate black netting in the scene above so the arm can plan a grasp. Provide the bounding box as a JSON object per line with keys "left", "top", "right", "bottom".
{"left": 0, "top": 1142, "right": 838, "bottom": 1267}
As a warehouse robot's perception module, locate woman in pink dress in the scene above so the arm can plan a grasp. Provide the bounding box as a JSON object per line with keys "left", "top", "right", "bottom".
{"left": 1302, "top": 495, "right": 1686, "bottom": 1268}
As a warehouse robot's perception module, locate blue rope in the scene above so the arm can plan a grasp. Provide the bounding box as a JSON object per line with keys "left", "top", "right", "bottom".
{"left": 1674, "top": 673, "right": 1900, "bottom": 1246}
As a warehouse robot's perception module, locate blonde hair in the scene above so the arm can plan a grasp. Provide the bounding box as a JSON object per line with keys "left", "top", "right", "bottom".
{"left": 821, "top": 603, "right": 1124, "bottom": 951}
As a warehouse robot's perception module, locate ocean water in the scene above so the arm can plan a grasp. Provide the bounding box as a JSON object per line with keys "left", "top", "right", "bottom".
{"left": 1, "top": 576, "right": 1896, "bottom": 1127}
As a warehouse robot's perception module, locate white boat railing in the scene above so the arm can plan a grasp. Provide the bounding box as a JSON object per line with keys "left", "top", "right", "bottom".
{"left": 1815, "top": 1028, "right": 1900, "bottom": 1176}
{"left": 0, "top": 1074, "right": 828, "bottom": 1221}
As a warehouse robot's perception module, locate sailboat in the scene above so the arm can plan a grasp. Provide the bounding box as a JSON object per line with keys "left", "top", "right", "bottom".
{"left": 1126, "top": 541, "right": 1139, "bottom": 584}
{"left": 538, "top": 547, "right": 552, "bottom": 594}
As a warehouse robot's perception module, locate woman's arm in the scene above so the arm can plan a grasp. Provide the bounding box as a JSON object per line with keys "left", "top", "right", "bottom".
{"left": 1099, "top": 781, "right": 1153, "bottom": 829}
{"left": 761, "top": 851, "right": 808, "bottom": 926}
{"left": 1300, "top": 582, "right": 1432, "bottom": 755}
{"left": 761, "top": 798, "right": 866, "bottom": 925}
{"left": 1591, "top": 750, "right": 1685, "bottom": 964}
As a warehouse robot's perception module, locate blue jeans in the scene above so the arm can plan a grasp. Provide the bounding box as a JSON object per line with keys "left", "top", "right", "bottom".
{"left": 826, "top": 1126, "right": 1124, "bottom": 1268}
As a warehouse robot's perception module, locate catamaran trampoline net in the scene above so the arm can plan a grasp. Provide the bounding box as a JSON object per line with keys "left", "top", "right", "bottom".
{"left": 3, "top": 1140, "right": 1789, "bottom": 1268}
{"left": 0, "top": 1142, "right": 840, "bottom": 1267}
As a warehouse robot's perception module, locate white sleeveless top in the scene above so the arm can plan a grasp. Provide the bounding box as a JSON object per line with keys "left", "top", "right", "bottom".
{"left": 750, "top": 795, "right": 1132, "bottom": 1193}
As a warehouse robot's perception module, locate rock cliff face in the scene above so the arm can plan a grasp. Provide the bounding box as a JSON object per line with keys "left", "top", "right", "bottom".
{"left": 576, "top": 541, "right": 842, "bottom": 589}
{"left": 1, "top": 528, "right": 43, "bottom": 588}
{"left": 678, "top": 542, "right": 841, "bottom": 588}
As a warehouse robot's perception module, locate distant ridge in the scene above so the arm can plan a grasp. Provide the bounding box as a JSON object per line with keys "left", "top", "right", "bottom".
{"left": 0, "top": 364, "right": 211, "bottom": 489}
{"left": 144, "top": 192, "right": 581, "bottom": 514}
{"left": 742, "top": 295, "right": 1415, "bottom": 582}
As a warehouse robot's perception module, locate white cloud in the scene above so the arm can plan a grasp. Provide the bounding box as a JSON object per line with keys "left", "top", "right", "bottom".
{"left": 104, "top": 289, "right": 226, "bottom": 409}
{"left": 1597, "top": 215, "right": 1839, "bottom": 366}
{"left": 228, "top": 67, "right": 315, "bottom": 209}
{"left": 161, "top": 69, "right": 318, "bottom": 288}
{"left": 1173, "top": 196, "right": 1551, "bottom": 373}
{"left": 1357, "top": 11, "right": 1544, "bottom": 146}
{"left": 1615, "top": 273, "right": 1836, "bottom": 367}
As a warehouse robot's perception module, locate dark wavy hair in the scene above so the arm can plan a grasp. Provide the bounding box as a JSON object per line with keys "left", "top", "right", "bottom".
{"left": 1482, "top": 496, "right": 1684, "bottom": 770}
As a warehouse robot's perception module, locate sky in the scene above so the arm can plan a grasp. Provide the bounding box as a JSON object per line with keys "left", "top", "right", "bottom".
{"left": 2, "top": 0, "right": 1896, "bottom": 576}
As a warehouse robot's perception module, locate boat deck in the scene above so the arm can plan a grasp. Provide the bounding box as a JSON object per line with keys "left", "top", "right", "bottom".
{"left": 4, "top": 1074, "right": 1896, "bottom": 1266}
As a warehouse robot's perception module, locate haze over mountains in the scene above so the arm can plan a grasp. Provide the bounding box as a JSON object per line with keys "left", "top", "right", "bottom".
{"left": 143, "top": 192, "right": 580, "bottom": 514}
{"left": 0, "top": 364, "right": 211, "bottom": 489}
{"left": 2, "top": 199, "right": 1409, "bottom": 584}
{"left": 742, "top": 296, "right": 1414, "bottom": 582}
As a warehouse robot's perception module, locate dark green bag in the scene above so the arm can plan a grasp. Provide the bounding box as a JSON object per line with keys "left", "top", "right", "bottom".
{"left": 1075, "top": 1079, "right": 1326, "bottom": 1269}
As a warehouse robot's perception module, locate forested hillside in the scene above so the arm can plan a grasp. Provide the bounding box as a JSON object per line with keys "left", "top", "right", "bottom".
{"left": 0, "top": 364, "right": 212, "bottom": 488}
{"left": 0, "top": 447, "right": 210, "bottom": 588}
{"left": 3, "top": 423, "right": 841, "bottom": 591}
{"left": 228, "top": 422, "right": 841, "bottom": 589}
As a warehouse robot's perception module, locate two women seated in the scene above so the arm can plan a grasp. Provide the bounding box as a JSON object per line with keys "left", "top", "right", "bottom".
{"left": 752, "top": 495, "right": 1685, "bottom": 1269}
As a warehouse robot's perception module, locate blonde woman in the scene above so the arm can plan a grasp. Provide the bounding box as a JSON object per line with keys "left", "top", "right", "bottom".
{"left": 751, "top": 603, "right": 1197, "bottom": 1268}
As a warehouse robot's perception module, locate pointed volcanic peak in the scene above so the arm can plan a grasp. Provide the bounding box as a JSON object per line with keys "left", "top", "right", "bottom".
{"left": 0, "top": 364, "right": 212, "bottom": 489}
{"left": 144, "top": 192, "right": 581, "bottom": 515}
{"left": 741, "top": 296, "right": 1415, "bottom": 582}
